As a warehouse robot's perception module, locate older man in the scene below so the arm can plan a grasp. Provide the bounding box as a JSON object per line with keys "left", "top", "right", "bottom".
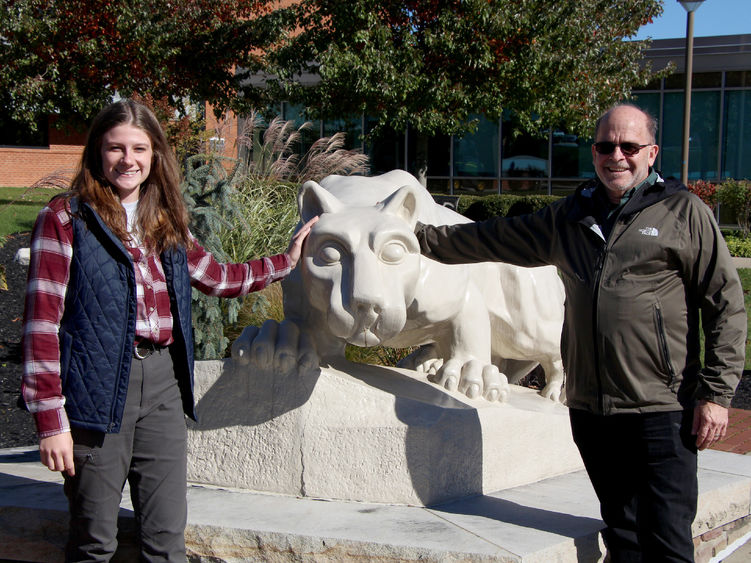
{"left": 414, "top": 103, "right": 746, "bottom": 562}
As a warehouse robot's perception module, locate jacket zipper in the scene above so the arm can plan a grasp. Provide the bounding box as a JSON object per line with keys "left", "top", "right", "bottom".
{"left": 654, "top": 303, "right": 676, "bottom": 386}
{"left": 590, "top": 206, "right": 625, "bottom": 414}
{"left": 592, "top": 246, "right": 606, "bottom": 413}
{"left": 85, "top": 203, "right": 131, "bottom": 434}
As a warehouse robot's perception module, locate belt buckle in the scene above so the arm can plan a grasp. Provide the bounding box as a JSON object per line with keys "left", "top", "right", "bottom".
{"left": 134, "top": 343, "right": 152, "bottom": 360}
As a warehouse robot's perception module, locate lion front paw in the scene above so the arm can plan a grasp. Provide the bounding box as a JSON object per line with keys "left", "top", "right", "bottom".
{"left": 231, "top": 319, "right": 319, "bottom": 373}
{"left": 428, "top": 358, "right": 509, "bottom": 402}
{"left": 540, "top": 379, "right": 566, "bottom": 403}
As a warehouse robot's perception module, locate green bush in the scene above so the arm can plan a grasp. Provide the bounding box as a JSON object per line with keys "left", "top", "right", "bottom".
{"left": 717, "top": 179, "right": 751, "bottom": 237}
{"left": 189, "top": 112, "right": 371, "bottom": 359}
{"left": 723, "top": 231, "right": 751, "bottom": 258}
{"left": 182, "top": 154, "right": 247, "bottom": 360}
{"left": 456, "top": 194, "right": 560, "bottom": 221}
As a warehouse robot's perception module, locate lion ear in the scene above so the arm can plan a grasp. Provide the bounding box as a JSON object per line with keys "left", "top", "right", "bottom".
{"left": 380, "top": 185, "right": 420, "bottom": 228}
{"left": 298, "top": 181, "right": 344, "bottom": 222}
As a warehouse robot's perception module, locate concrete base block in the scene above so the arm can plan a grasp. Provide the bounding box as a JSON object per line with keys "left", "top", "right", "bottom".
{"left": 187, "top": 359, "right": 583, "bottom": 506}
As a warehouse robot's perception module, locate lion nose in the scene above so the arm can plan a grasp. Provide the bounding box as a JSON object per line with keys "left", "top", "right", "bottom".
{"left": 356, "top": 302, "right": 380, "bottom": 326}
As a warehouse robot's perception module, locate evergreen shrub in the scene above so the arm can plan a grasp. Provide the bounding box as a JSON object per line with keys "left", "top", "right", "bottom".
{"left": 186, "top": 112, "right": 370, "bottom": 359}
{"left": 455, "top": 194, "right": 561, "bottom": 220}
{"left": 182, "top": 154, "right": 246, "bottom": 360}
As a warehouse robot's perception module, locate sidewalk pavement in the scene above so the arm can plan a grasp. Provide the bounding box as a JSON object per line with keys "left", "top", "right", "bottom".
{"left": 2, "top": 444, "right": 751, "bottom": 562}
{"left": 704, "top": 407, "right": 751, "bottom": 563}
{"left": 713, "top": 408, "right": 751, "bottom": 456}
{"left": 1, "top": 406, "right": 749, "bottom": 562}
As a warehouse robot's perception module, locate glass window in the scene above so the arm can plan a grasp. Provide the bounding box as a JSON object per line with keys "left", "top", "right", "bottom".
{"left": 631, "top": 93, "right": 662, "bottom": 169}
{"left": 660, "top": 92, "right": 685, "bottom": 179}
{"left": 452, "top": 178, "right": 499, "bottom": 195}
{"left": 637, "top": 76, "right": 662, "bottom": 90}
{"left": 665, "top": 73, "right": 685, "bottom": 90}
{"left": 723, "top": 90, "right": 751, "bottom": 180}
{"left": 323, "top": 115, "right": 363, "bottom": 150}
{"left": 281, "top": 102, "right": 309, "bottom": 128}
{"left": 692, "top": 72, "right": 722, "bottom": 88}
{"left": 688, "top": 91, "right": 721, "bottom": 180}
{"left": 501, "top": 118, "right": 548, "bottom": 182}
{"left": 0, "top": 115, "right": 48, "bottom": 147}
{"left": 364, "top": 118, "right": 404, "bottom": 175}
{"left": 660, "top": 91, "right": 721, "bottom": 181}
{"left": 551, "top": 131, "right": 594, "bottom": 179}
{"left": 631, "top": 93, "right": 661, "bottom": 128}
{"left": 665, "top": 72, "right": 722, "bottom": 90}
{"left": 408, "top": 126, "right": 450, "bottom": 177}
{"left": 501, "top": 179, "right": 548, "bottom": 194}
{"left": 278, "top": 102, "right": 320, "bottom": 158}
{"left": 726, "top": 72, "right": 751, "bottom": 88}
{"left": 426, "top": 177, "right": 450, "bottom": 194}
{"left": 453, "top": 115, "right": 499, "bottom": 178}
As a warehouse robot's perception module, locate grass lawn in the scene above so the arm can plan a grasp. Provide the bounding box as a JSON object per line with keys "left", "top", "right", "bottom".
{"left": 737, "top": 268, "right": 751, "bottom": 370}
{"left": 0, "top": 186, "right": 61, "bottom": 238}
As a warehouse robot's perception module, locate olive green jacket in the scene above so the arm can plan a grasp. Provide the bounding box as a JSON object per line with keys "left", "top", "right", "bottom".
{"left": 415, "top": 175, "right": 746, "bottom": 414}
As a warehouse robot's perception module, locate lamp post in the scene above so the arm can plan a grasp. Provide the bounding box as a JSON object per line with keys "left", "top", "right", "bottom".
{"left": 678, "top": 0, "right": 706, "bottom": 185}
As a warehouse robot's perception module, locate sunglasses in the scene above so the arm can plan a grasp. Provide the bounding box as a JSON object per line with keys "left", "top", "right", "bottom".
{"left": 593, "top": 142, "right": 651, "bottom": 156}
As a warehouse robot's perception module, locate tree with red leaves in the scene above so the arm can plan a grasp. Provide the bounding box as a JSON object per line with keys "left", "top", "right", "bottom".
{"left": 0, "top": 0, "right": 284, "bottom": 130}
{"left": 2, "top": 0, "right": 666, "bottom": 167}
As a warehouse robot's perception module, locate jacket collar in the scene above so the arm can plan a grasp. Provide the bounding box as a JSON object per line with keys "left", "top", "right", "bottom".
{"left": 567, "top": 171, "right": 687, "bottom": 224}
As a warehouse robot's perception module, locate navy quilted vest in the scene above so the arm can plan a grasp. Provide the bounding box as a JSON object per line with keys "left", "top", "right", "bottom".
{"left": 60, "top": 198, "right": 196, "bottom": 433}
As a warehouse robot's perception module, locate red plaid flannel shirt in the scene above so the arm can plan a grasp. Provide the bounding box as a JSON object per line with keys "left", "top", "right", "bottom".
{"left": 22, "top": 197, "right": 291, "bottom": 437}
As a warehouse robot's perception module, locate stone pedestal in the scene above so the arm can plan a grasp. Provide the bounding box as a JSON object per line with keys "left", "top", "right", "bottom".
{"left": 187, "top": 359, "right": 583, "bottom": 506}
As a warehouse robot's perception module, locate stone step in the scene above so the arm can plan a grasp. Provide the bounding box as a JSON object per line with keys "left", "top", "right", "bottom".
{"left": 2, "top": 447, "right": 750, "bottom": 562}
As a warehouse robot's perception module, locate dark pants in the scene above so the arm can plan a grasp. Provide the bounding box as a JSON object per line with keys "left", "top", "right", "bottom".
{"left": 64, "top": 348, "right": 188, "bottom": 563}
{"left": 570, "top": 409, "right": 698, "bottom": 563}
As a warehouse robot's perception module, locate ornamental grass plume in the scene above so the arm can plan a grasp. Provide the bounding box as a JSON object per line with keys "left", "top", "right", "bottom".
{"left": 191, "top": 110, "right": 370, "bottom": 359}
{"left": 236, "top": 111, "right": 369, "bottom": 183}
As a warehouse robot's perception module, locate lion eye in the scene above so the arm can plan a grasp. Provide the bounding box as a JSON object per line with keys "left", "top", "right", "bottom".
{"left": 318, "top": 243, "right": 343, "bottom": 265}
{"left": 380, "top": 241, "right": 407, "bottom": 264}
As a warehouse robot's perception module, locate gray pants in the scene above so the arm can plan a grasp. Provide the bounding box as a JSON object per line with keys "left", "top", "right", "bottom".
{"left": 64, "top": 347, "right": 188, "bottom": 562}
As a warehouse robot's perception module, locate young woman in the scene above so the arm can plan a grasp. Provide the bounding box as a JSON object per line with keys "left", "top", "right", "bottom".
{"left": 21, "top": 99, "right": 317, "bottom": 562}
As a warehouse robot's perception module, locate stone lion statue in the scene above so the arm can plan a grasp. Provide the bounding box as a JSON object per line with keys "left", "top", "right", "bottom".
{"left": 233, "top": 170, "right": 566, "bottom": 402}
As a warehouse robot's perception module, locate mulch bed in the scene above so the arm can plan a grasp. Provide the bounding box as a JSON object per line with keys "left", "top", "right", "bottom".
{"left": 0, "top": 232, "right": 37, "bottom": 448}
{"left": 1, "top": 231, "right": 750, "bottom": 450}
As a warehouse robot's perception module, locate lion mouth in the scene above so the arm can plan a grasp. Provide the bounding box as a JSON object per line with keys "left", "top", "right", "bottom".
{"left": 328, "top": 306, "right": 405, "bottom": 348}
{"left": 347, "top": 328, "right": 382, "bottom": 347}
{"left": 348, "top": 311, "right": 384, "bottom": 346}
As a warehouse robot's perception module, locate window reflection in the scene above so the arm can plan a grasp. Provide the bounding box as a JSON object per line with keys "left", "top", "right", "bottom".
{"left": 323, "top": 115, "right": 363, "bottom": 150}
{"left": 453, "top": 115, "right": 499, "bottom": 178}
{"left": 275, "top": 71, "right": 749, "bottom": 198}
{"left": 552, "top": 131, "right": 593, "bottom": 179}
{"left": 501, "top": 119, "right": 548, "bottom": 181}
{"left": 723, "top": 90, "right": 751, "bottom": 179}
{"left": 365, "top": 118, "right": 405, "bottom": 175}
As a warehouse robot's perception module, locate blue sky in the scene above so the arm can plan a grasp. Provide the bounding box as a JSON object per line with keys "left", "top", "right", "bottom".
{"left": 634, "top": 0, "right": 751, "bottom": 40}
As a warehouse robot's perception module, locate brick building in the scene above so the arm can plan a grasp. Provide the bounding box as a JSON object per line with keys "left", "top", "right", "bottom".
{"left": 0, "top": 121, "right": 87, "bottom": 188}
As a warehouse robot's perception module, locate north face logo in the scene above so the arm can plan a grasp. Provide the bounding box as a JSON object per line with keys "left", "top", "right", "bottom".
{"left": 639, "top": 227, "right": 659, "bottom": 237}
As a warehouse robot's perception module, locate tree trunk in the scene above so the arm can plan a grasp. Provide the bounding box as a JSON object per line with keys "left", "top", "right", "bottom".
{"left": 414, "top": 133, "right": 429, "bottom": 187}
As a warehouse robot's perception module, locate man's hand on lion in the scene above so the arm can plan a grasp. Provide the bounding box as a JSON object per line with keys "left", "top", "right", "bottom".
{"left": 232, "top": 319, "right": 319, "bottom": 373}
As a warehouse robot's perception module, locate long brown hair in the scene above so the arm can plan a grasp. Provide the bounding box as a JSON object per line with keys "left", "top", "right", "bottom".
{"left": 70, "top": 99, "right": 191, "bottom": 253}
